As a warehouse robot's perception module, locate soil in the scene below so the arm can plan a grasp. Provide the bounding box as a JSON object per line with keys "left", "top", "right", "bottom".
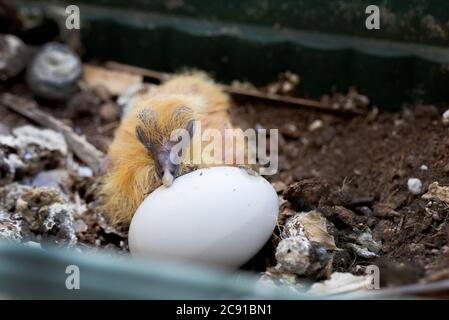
{"left": 231, "top": 97, "right": 449, "bottom": 286}
{"left": 2, "top": 70, "right": 449, "bottom": 290}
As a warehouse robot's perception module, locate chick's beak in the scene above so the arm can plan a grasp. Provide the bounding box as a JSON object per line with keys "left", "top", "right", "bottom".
{"left": 156, "top": 149, "right": 179, "bottom": 187}
{"left": 162, "top": 170, "right": 174, "bottom": 187}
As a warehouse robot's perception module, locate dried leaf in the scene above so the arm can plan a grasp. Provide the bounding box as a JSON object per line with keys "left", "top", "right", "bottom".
{"left": 422, "top": 181, "right": 449, "bottom": 204}
{"left": 297, "top": 211, "right": 338, "bottom": 250}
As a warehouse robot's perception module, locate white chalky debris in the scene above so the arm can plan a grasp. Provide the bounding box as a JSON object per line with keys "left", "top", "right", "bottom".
{"left": 0, "top": 125, "right": 67, "bottom": 154}
{"left": 275, "top": 235, "right": 312, "bottom": 275}
{"left": 0, "top": 214, "right": 22, "bottom": 243}
{"left": 273, "top": 211, "right": 336, "bottom": 277}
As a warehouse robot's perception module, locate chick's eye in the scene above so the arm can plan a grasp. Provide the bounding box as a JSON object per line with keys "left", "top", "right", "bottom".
{"left": 136, "top": 126, "right": 154, "bottom": 153}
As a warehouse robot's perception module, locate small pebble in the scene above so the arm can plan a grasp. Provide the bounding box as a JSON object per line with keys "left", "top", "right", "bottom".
{"left": 308, "top": 119, "right": 323, "bottom": 131}
{"left": 407, "top": 178, "right": 422, "bottom": 195}
{"left": 77, "top": 166, "right": 93, "bottom": 177}
{"left": 26, "top": 42, "right": 82, "bottom": 100}
{"left": 281, "top": 81, "right": 293, "bottom": 93}
{"left": 420, "top": 165, "right": 428, "bottom": 171}
{"left": 0, "top": 34, "right": 29, "bottom": 80}
{"left": 442, "top": 109, "right": 449, "bottom": 126}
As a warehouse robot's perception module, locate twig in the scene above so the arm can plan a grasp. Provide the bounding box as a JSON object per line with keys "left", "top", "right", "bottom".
{"left": 105, "top": 61, "right": 171, "bottom": 81}
{"left": 105, "top": 61, "right": 362, "bottom": 114}
{"left": 0, "top": 93, "right": 105, "bottom": 175}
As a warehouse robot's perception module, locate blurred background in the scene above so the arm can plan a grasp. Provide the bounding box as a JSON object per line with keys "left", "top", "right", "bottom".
{"left": 4, "top": 0, "right": 449, "bottom": 108}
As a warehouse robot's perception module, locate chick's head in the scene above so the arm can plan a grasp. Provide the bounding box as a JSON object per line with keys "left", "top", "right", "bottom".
{"left": 133, "top": 95, "right": 198, "bottom": 187}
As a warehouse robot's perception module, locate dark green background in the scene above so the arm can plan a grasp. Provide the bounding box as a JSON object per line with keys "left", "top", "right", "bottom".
{"left": 15, "top": 1, "right": 449, "bottom": 109}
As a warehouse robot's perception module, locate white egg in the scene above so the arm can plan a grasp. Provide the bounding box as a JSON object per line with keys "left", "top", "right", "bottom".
{"left": 129, "top": 166, "right": 279, "bottom": 268}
